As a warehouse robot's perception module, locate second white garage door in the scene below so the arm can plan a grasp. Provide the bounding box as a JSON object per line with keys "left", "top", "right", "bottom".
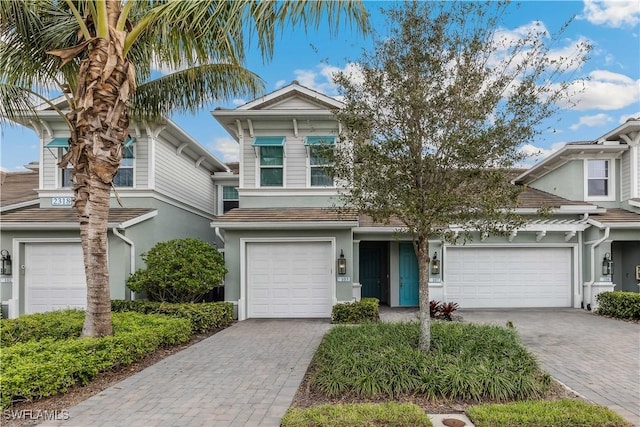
{"left": 25, "top": 242, "right": 87, "bottom": 314}
{"left": 246, "top": 241, "right": 333, "bottom": 318}
{"left": 445, "top": 247, "right": 572, "bottom": 308}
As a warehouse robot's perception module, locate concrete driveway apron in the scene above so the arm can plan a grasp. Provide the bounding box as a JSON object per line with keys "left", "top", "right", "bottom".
{"left": 42, "top": 319, "right": 331, "bottom": 427}
{"left": 461, "top": 309, "right": 640, "bottom": 426}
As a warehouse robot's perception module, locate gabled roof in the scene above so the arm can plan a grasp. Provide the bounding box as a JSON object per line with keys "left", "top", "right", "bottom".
{"left": 588, "top": 208, "right": 640, "bottom": 229}
{"left": 236, "top": 81, "right": 343, "bottom": 111}
{"left": 0, "top": 170, "right": 39, "bottom": 210}
{"left": 516, "top": 187, "right": 596, "bottom": 209}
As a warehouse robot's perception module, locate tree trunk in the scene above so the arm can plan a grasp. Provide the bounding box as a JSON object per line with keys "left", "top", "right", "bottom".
{"left": 62, "top": 2, "right": 133, "bottom": 337}
{"left": 416, "top": 237, "right": 431, "bottom": 351}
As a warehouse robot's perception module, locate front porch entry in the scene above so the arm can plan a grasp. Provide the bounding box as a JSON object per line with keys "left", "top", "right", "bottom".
{"left": 359, "top": 241, "right": 390, "bottom": 305}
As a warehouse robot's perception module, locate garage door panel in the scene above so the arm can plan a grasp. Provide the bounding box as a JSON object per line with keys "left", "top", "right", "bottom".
{"left": 247, "top": 242, "right": 332, "bottom": 318}
{"left": 446, "top": 247, "right": 571, "bottom": 308}
{"left": 25, "top": 243, "right": 86, "bottom": 314}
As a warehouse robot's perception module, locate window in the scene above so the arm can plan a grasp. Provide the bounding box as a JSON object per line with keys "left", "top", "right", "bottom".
{"left": 222, "top": 186, "right": 239, "bottom": 213}
{"left": 54, "top": 137, "right": 135, "bottom": 188}
{"left": 259, "top": 146, "right": 283, "bottom": 187}
{"left": 587, "top": 159, "right": 609, "bottom": 197}
{"left": 309, "top": 146, "right": 333, "bottom": 186}
{"left": 305, "top": 136, "right": 336, "bottom": 187}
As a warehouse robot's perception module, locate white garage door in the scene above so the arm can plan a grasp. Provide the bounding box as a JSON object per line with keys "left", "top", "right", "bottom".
{"left": 247, "top": 241, "right": 333, "bottom": 318}
{"left": 446, "top": 247, "right": 572, "bottom": 308}
{"left": 25, "top": 243, "right": 87, "bottom": 314}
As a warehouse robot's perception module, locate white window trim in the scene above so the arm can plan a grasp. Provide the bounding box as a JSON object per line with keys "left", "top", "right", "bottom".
{"left": 256, "top": 146, "right": 286, "bottom": 188}
{"left": 584, "top": 158, "right": 615, "bottom": 202}
{"left": 306, "top": 145, "right": 336, "bottom": 188}
{"left": 59, "top": 145, "right": 136, "bottom": 189}
{"left": 219, "top": 184, "right": 239, "bottom": 215}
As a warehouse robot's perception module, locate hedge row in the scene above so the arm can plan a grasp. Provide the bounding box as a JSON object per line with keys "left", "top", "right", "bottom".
{"left": 596, "top": 291, "right": 640, "bottom": 321}
{"left": 0, "top": 312, "right": 191, "bottom": 408}
{"left": 331, "top": 298, "right": 380, "bottom": 324}
{"left": 111, "top": 300, "right": 234, "bottom": 333}
{"left": 0, "top": 309, "right": 85, "bottom": 347}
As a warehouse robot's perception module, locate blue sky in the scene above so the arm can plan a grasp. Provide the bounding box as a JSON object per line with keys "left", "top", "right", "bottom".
{"left": 1, "top": 0, "right": 639, "bottom": 171}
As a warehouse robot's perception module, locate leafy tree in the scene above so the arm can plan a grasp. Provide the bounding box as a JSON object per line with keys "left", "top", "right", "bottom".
{"left": 331, "top": 1, "right": 589, "bottom": 350}
{"left": 127, "top": 238, "right": 226, "bottom": 303}
{"left": 0, "top": 0, "right": 369, "bottom": 337}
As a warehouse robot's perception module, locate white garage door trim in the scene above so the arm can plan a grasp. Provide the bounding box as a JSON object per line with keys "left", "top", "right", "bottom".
{"left": 240, "top": 237, "right": 336, "bottom": 320}
{"left": 443, "top": 244, "right": 579, "bottom": 308}
{"left": 9, "top": 238, "right": 84, "bottom": 318}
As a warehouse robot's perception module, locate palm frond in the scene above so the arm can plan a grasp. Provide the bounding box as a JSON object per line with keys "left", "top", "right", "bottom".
{"left": 130, "top": 63, "right": 264, "bottom": 121}
{"left": 0, "top": 83, "right": 69, "bottom": 125}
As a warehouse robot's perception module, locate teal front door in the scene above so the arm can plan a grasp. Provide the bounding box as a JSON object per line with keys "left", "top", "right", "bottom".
{"left": 399, "top": 242, "right": 419, "bottom": 306}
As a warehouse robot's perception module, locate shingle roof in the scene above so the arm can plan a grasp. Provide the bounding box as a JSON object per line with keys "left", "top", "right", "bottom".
{"left": 215, "top": 207, "right": 358, "bottom": 222}
{"left": 517, "top": 187, "right": 594, "bottom": 209}
{"left": 0, "top": 171, "right": 39, "bottom": 207}
{"left": 0, "top": 207, "right": 155, "bottom": 224}
{"left": 590, "top": 208, "right": 640, "bottom": 224}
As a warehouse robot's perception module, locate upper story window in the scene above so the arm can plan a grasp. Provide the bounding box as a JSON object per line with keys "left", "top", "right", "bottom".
{"left": 222, "top": 186, "right": 239, "bottom": 213}
{"left": 252, "top": 137, "right": 285, "bottom": 187}
{"left": 305, "top": 136, "right": 336, "bottom": 187}
{"left": 586, "top": 159, "right": 613, "bottom": 200}
{"left": 48, "top": 137, "right": 135, "bottom": 188}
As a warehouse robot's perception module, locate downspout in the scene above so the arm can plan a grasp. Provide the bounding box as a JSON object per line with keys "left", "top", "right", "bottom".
{"left": 584, "top": 226, "right": 610, "bottom": 311}
{"left": 215, "top": 227, "right": 225, "bottom": 246}
{"left": 112, "top": 227, "right": 136, "bottom": 300}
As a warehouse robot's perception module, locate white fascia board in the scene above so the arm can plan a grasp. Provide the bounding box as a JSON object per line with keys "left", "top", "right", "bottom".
{"left": 162, "top": 119, "right": 230, "bottom": 172}
{"left": 236, "top": 84, "right": 344, "bottom": 110}
{"left": 629, "top": 199, "right": 640, "bottom": 208}
{"left": 596, "top": 119, "right": 640, "bottom": 142}
{"left": 354, "top": 227, "right": 409, "bottom": 234}
{"left": 212, "top": 221, "right": 358, "bottom": 229}
{"left": 514, "top": 144, "right": 628, "bottom": 184}
{"left": 512, "top": 206, "right": 606, "bottom": 214}
{"left": 0, "top": 200, "right": 39, "bottom": 212}
{"left": 117, "top": 210, "right": 158, "bottom": 229}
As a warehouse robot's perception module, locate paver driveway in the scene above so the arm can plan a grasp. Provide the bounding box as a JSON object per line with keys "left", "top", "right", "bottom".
{"left": 42, "top": 319, "right": 331, "bottom": 427}
{"left": 461, "top": 309, "right": 640, "bottom": 426}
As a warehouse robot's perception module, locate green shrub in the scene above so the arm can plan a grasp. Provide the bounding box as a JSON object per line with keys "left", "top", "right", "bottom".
{"left": 467, "top": 399, "right": 632, "bottom": 427}
{"left": 331, "top": 298, "right": 379, "bottom": 324}
{"left": 126, "top": 238, "right": 226, "bottom": 303}
{"left": 311, "top": 322, "right": 549, "bottom": 401}
{"left": 596, "top": 291, "right": 640, "bottom": 320}
{"left": 111, "top": 300, "right": 234, "bottom": 333}
{"left": 282, "top": 402, "right": 432, "bottom": 427}
{"left": 0, "top": 312, "right": 190, "bottom": 409}
{"left": 0, "top": 309, "right": 85, "bottom": 347}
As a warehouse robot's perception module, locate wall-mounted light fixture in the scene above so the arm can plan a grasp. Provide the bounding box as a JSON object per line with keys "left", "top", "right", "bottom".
{"left": 602, "top": 252, "right": 613, "bottom": 276}
{"left": 430, "top": 252, "right": 440, "bottom": 275}
{"left": 1, "top": 250, "right": 12, "bottom": 276}
{"left": 337, "top": 250, "right": 347, "bottom": 275}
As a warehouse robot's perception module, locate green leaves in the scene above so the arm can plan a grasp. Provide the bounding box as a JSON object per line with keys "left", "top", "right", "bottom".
{"left": 126, "top": 238, "right": 226, "bottom": 303}
{"left": 596, "top": 291, "right": 640, "bottom": 320}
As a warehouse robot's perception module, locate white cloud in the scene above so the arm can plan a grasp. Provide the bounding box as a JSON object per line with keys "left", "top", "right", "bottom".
{"left": 580, "top": 0, "right": 640, "bottom": 28}
{"left": 274, "top": 80, "right": 286, "bottom": 89}
{"left": 231, "top": 98, "right": 246, "bottom": 107}
{"left": 519, "top": 141, "right": 566, "bottom": 167}
{"left": 569, "top": 113, "right": 613, "bottom": 130}
{"left": 291, "top": 62, "right": 362, "bottom": 95}
{"left": 557, "top": 70, "right": 640, "bottom": 110}
{"left": 209, "top": 137, "right": 239, "bottom": 163}
{"left": 619, "top": 111, "right": 640, "bottom": 123}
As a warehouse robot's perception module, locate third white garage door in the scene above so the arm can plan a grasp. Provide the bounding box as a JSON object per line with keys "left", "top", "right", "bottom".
{"left": 445, "top": 247, "right": 572, "bottom": 308}
{"left": 246, "top": 241, "right": 333, "bottom": 318}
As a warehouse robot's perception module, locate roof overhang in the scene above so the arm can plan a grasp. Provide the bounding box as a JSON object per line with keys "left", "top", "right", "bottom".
{"left": 597, "top": 119, "right": 640, "bottom": 142}
{"left": 514, "top": 144, "right": 629, "bottom": 184}
{"left": 211, "top": 220, "right": 358, "bottom": 230}
{"left": 587, "top": 218, "right": 640, "bottom": 229}
{"left": 0, "top": 200, "right": 39, "bottom": 213}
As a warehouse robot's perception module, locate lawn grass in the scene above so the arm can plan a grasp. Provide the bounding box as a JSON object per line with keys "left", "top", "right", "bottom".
{"left": 467, "top": 399, "right": 633, "bottom": 427}
{"left": 310, "top": 321, "right": 550, "bottom": 401}
{"left": 281, "top": 402, "right": 432, "bottom": 427}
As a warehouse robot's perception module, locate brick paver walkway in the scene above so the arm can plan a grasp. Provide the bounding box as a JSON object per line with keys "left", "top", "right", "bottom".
{"left": 43, "top": 319, "right": 331, "bottom": 427}
{"left": 459, "top": 309, "right": 640, "bottom": 426}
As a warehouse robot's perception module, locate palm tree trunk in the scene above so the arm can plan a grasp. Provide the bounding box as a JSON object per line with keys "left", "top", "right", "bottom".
{"left": 416, "top": 236, "right": 431, "bottom": 351}
{"left": 64, "top": 3, "right": 133, "bottom": 336}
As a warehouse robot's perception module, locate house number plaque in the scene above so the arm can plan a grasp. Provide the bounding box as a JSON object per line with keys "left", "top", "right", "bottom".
{"left": 51, "top": 197, "right": 73, "bottom": 206}
{"left": 337, "top": 276, "right": 351, "bottom": 282}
